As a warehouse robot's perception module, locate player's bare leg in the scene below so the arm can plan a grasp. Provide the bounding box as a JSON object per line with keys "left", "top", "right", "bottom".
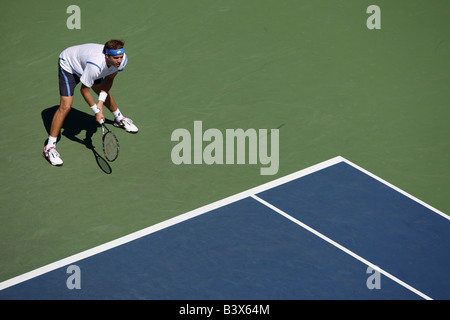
{"left": 43, "top": 95, "right": 72, "bottom": 166}
{"left": 50, "top": 96, "right": 73, "bottom": 137}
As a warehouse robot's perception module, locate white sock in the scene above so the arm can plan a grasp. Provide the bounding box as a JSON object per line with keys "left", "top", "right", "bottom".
{"left": 113, "top": 109, "right": 124, "bottom": 121}
{"left": 47, "top": 136, "right": 57, "bottom": 149}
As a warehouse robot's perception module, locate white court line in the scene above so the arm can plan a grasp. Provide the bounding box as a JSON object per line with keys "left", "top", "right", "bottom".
{"left": 0, "top": 155, "right": 447, "bottom": 292}
{"left": 340, "top": 158, "right": 450, "bottom": 221}
{"left": 251, "top": 194, "right": 433, "bottom": 300}
{"left": 0, "top": 156, "right": 343, "bottom": 291}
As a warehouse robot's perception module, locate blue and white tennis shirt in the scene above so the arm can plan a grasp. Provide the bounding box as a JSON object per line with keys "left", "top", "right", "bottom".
{"left": 59, "top": 43, "right": 127, "bottom": 87}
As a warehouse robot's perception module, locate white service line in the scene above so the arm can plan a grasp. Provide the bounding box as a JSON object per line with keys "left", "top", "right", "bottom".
{"left": 250, "top": 194, "right": 433, "bottom": 300}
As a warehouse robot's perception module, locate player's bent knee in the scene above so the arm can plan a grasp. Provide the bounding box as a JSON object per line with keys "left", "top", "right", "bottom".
{"left": 59, "top": 98, "right": 73, "bottom": 114}
{"left": 60, "top": 104, "right": 71, "bottom": 112}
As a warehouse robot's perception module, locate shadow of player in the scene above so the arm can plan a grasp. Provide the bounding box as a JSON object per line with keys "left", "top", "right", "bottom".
{"left": 41, "top": 105, "right": 113, "bottom": 174}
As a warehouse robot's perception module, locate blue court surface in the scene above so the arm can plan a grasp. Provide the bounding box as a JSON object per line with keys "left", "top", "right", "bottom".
{"left": 1, "top": 156, "right": 449, "bottom": 300}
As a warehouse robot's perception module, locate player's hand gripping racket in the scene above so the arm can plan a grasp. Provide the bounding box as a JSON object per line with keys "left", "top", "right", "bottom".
{"left": 101, "top": 119, "right": 119, "bottom": 162}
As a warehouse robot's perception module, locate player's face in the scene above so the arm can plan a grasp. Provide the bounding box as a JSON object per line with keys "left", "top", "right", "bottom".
{"left": 106, "top": 54, "right": 123, "bottom": 68}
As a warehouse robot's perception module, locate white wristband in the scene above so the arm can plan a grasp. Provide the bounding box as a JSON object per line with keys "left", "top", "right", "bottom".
{"left": 98, "top": 91, "right": 108, "bottom": 102}
{"left": 90, "top": 104, "right": 101, "bottom": 114}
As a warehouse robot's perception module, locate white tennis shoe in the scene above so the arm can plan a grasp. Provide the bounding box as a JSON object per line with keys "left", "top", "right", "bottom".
{"left": 114, "top": 116, "right": 139, "bottom": 133}
{"left": 43, "top": 146, "right": 63, "bottom": 166}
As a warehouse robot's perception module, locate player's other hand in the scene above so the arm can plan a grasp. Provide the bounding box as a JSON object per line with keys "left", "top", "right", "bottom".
{"left": 96, "top": 112, "right": 105, "bottom": 125}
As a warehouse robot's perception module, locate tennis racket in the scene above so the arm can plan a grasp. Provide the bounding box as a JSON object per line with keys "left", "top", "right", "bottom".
{"left": 101, "top": 119, "right": 119, "bottom": 162}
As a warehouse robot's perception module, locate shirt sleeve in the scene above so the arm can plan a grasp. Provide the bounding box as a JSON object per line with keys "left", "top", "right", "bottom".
{"left": 118, "top": 54, "right": 128, "bottom": 72}
{"left": 80, "top": 62, "right": 102, "bottom": 88}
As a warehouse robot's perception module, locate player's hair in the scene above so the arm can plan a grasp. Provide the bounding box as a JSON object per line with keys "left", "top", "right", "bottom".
{"left": 104, "top": 39, "right": 125, "bottom": 50}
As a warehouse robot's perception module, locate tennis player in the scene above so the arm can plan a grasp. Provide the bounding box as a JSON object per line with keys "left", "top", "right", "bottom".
{"left": 43, "top": 39, "right": 139, "bottom": 166}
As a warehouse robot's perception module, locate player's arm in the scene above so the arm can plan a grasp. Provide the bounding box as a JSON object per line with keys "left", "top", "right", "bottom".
{"left": 100, "top": 72, "right": 117, "bottom": 94}
{"left": 80, "top": 84, "right": 105, "bottom": 124}
{"left": 80, "top": 63, "right": 111, "bottom": 124}
{"left": 91, "top": 73, "right": 118, "bottom": 123}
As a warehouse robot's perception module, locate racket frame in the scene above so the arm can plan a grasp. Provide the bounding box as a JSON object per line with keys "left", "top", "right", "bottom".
{"left": 101, "top": 122, "right": 120, "bottom": 162}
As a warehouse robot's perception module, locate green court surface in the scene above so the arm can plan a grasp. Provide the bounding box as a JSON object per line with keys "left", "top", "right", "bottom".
{"left": 0, "top": 0, "right": 449, "bottom": 284}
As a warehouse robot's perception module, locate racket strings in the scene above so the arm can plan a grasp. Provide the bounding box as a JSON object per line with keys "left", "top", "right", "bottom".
{"left": 103, "top": 132, "right": 119, "bottom": 161}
